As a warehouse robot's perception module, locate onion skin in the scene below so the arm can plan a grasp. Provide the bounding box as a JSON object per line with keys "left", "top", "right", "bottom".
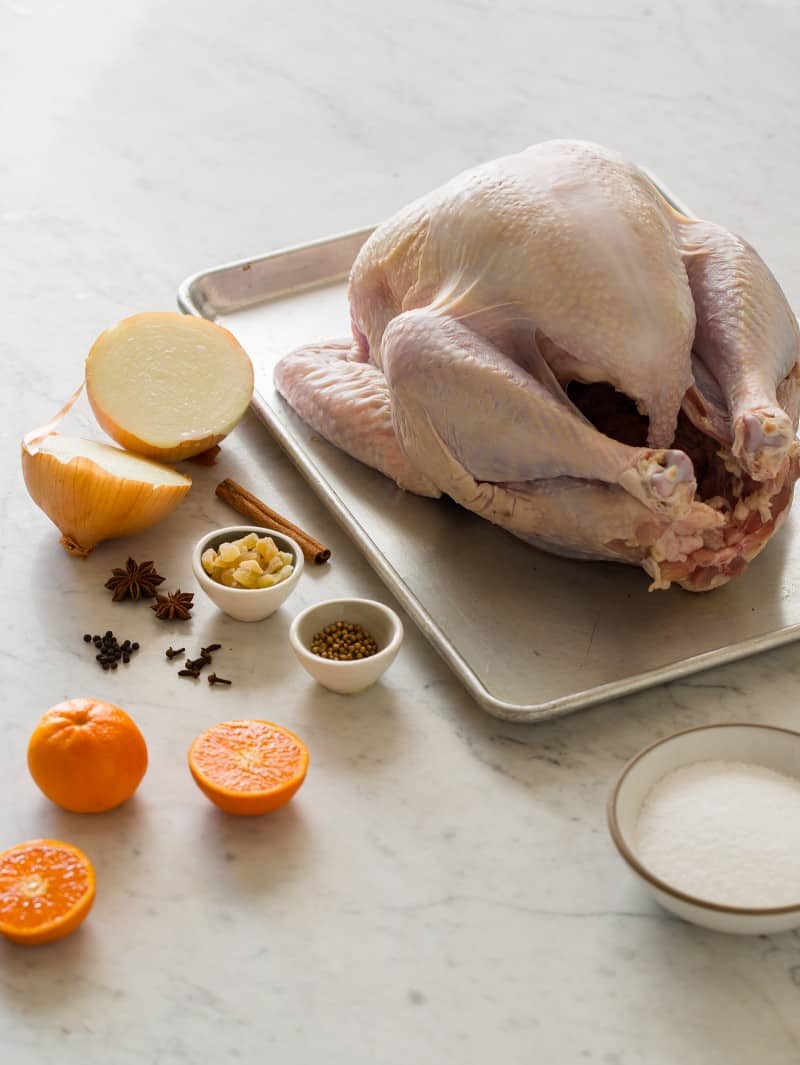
{"left": 21, "top": 441, "right": 191, "bottom": 557}
{"left": 85, "top": 312, "right": 254, "bottom": 463}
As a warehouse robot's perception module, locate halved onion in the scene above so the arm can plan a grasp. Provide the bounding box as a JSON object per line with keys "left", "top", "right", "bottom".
{"left": 22, "top": 434, "right": 192, "bottom": 556}
{"left": 85, "top": 312, "right": 254, "bottom": 463}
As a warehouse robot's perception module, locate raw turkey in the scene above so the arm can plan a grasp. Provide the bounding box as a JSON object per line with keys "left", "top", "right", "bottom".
{"left": 275, "top": 140, "right": 800, "bottom": 590}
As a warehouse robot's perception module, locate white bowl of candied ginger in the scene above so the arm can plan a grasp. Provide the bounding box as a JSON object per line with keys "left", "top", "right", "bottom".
{"left": 192, "top": 525, "right": 304, "bottom": 622}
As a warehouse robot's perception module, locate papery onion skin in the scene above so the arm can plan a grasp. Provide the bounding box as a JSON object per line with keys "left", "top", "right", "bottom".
{"left": 21, "top": 438, "right": 192, "bottom": 557}
{"left": 85, "top": 312, "right": 254, "bottom": 463}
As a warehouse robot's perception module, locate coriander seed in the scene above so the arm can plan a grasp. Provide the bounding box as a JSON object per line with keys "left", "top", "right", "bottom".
{"left": 309, "top": 620, "right": 379, "bottom": 661}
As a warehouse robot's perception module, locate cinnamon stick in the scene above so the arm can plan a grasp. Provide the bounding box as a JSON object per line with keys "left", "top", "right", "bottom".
{"left": 215, "top": 479, "right": 331, "bottom": 565}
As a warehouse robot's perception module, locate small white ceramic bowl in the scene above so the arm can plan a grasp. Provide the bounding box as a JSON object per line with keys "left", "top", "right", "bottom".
{"left": 289, "top": 598, "right": 403, "bottom": 694}
{"left": 192, "top": 525, "right": 304, "bottom": 622}
{"left": 608, "top": 723, "right": 800, "bottom": 935}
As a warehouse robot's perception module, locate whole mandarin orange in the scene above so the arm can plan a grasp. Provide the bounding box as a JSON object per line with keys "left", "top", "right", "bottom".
{"left": 27, "top": 698, "right": 147, "bottom": 813}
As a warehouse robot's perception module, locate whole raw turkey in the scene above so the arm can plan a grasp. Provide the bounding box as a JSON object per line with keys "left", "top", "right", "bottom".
{"left": 275, "top": 141, "right": 800, "bottom": 590}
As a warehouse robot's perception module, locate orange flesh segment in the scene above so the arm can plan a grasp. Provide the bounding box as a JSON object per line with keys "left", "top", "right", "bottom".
{"left": 0, "top": 841, "right": 94, "bottom": 936}
{"left": 190, "top": 721, "right": 307, "bottom": 797}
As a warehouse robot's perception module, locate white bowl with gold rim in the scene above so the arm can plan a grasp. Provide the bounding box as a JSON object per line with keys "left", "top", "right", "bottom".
{"left": 607, "top": 723, "right": 800, "bottom": 935}
{"left": 289, "top": 598, "right": 403, "bottom": 694}
{"left": 191, "top": 525, "right": 304, "bottom": 622}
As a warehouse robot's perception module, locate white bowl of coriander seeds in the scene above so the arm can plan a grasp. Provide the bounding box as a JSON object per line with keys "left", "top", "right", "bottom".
{"left": 607, "top": 723, "right": 800, "bottom": 935}
{"left": 289, "top": 598, "right": 403, "bottom": 694}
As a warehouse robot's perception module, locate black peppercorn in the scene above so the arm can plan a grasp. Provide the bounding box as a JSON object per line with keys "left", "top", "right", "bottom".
{"left": 84, "top": 629, "right": 139, "bottom": 671}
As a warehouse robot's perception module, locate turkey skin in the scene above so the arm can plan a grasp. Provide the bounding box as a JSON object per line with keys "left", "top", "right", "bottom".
{"left": 275, "top": 140, "right": 800, "bottom": 590}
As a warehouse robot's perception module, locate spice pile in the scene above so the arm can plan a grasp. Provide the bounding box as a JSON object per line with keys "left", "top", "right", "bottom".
{"left": 166, "top": 643, "right": 231, "bottom": 685}
{"left": 310, "top": 621, "right": 379, "bottom": 661}
{"left": 104, "top": 558, "right": 194, "bottom": 620}
{"left": 81, "top": 559, "right": 198, "bottom": 674}
{"left": 83, "top": 631, "right": 140, "bottom": 671}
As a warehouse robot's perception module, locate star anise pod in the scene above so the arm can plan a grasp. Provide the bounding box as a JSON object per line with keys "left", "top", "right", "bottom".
{"left": 105, "top": 558, "right": 165, "bottom": 602}
{"left": 151, "top": 590, "right": 194, "bottom": 621}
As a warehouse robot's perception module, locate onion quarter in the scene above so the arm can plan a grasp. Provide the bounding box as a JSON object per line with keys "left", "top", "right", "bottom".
{"left": 22, "top": 434, "right": 191, "bottom": 556}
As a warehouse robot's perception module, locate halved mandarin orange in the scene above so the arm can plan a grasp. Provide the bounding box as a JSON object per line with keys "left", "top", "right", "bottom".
{"left": 0, "top": 839, "right": 96, "bottom": 946}
{"left": 188, "top": 720, "right": 309, "bottom": 815}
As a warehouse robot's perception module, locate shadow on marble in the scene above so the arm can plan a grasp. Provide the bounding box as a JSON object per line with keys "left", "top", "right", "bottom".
{"left": 0, "top": 924, "right": 100, "bottom": 1010}
{"left": 19, "top": 796, "right": 156, "bottom": 883}
{"left": 410, "top": 639, "right": 800, "bottom": 811}
{"left": 191, "top": 801, "right": 313, "bottom": 899}
{"left": 293, "top": 684, "right": 411, "bottom": 774}
{"left": 0, "top": 803, "right": 151, "bottom": 1012}
{"left": 18, "top": 789, "right": 151, "bottom": 840}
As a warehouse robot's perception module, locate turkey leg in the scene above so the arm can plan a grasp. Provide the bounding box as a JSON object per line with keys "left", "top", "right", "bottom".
{"left": 382, "top": 309, "right": 700, "bottom": 519}
{"left": 672, "top": 211, "right": 800, "bottom": 481}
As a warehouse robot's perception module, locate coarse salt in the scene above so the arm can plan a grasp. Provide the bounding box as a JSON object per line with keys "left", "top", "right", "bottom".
{"left": 635, "top": 760, "right": 800, "bottom": 909}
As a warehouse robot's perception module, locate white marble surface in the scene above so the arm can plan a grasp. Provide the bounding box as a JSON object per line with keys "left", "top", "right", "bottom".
{"left": 3, "top": 1, "right": 800, "bottom": 1061}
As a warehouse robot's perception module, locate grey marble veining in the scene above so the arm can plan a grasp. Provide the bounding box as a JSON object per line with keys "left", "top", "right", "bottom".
{"left": 3, "top": 1, "right": 800, "bottom": 1062}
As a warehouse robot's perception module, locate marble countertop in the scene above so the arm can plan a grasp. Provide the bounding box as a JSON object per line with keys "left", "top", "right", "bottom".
{"left": 4, "top": 1, "right": 800, "bottom": 1062}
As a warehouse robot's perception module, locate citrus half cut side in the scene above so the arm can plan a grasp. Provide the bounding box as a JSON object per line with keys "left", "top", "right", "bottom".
{"left": 0, "top": 839, "right": 96, "bottom": 946}
{"left": 188, "top": 720, "right": 309, "bottom": 815}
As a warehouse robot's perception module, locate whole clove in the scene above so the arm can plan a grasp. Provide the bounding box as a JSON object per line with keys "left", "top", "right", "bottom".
{"left": 169, "top": 640, "right": 231, "bottom": 683}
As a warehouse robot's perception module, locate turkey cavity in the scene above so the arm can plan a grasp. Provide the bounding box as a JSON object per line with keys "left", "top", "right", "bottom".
{"left": 566, "top": 380, "right": 750, "bottom": 509}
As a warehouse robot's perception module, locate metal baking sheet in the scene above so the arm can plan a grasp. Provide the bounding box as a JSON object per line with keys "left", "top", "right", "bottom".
{"left": 178, "top": 172, "right": 800, "bottom": 722}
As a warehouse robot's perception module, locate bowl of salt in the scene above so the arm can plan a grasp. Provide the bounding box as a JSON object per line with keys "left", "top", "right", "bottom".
{"left": 607, "top": 723, "right": 800, "bottom": 934}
